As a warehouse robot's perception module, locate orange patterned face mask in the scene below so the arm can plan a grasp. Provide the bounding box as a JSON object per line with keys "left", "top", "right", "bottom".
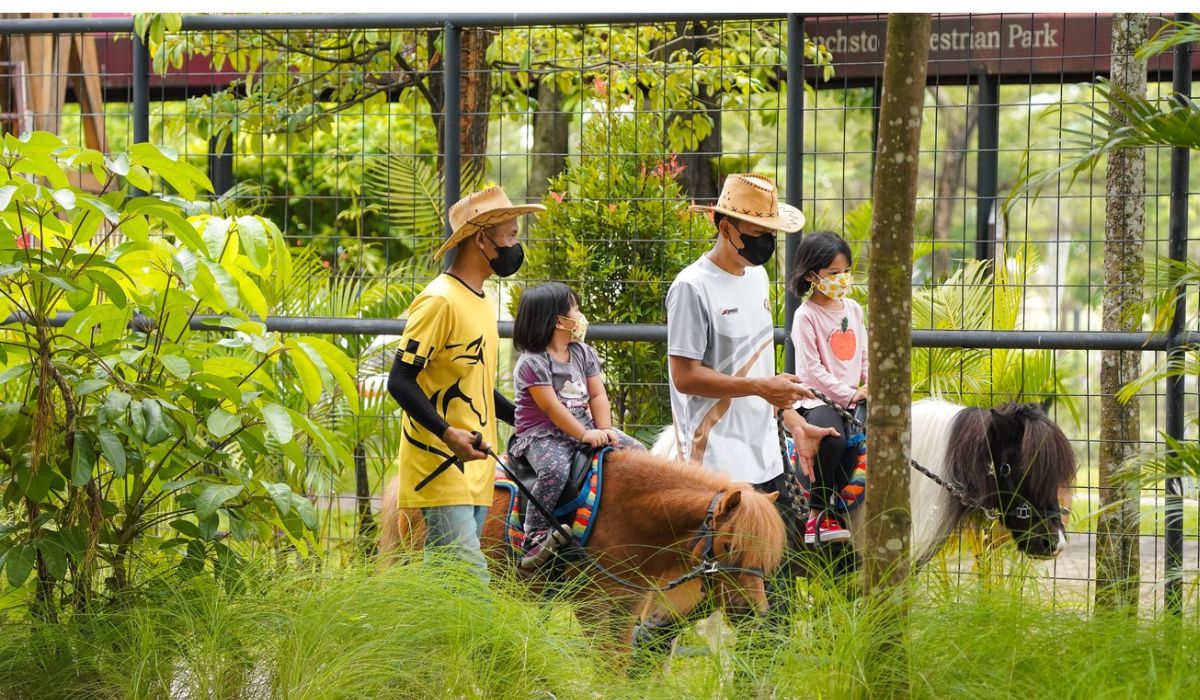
{"left": 815, "top": 271, "right": 853, "bottom": 300}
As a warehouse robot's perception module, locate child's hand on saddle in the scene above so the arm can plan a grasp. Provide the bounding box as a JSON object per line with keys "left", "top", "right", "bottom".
{"left": 579, "top": 429, "right": 608, "bottom": 448}
{"left": 601, "top": 428, "right": 622, "bottom": 446}
{"left": 851, "top": 386, "right": 868, "bottom": 405}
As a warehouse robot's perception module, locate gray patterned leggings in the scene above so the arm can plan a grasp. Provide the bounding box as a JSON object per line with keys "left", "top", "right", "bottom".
{"left": 522, "top": 428, "right": 644, "bottom": 537}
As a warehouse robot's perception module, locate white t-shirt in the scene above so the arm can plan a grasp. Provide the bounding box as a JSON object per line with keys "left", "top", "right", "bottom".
{"left": 666, "top": 255, "right": 781, "bottom": 484}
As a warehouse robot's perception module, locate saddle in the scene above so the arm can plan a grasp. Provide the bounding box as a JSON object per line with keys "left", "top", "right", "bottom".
{"left": 504, "top": 435, "right": 601, "bottom": 520}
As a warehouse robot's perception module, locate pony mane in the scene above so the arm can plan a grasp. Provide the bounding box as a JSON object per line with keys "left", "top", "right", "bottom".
{"left": 722, "top": 485, "right": 786, "bottom": 573}
{"left": 945, "top": 402, "right": 1076, "bottom": 509}
{"left": 605, "top": 448, "right": 785, "bottom": 573}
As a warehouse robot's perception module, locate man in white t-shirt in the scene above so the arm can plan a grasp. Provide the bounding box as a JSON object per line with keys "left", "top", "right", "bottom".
{"left": 667, "top": 173, "right": 834, "bottom": 495}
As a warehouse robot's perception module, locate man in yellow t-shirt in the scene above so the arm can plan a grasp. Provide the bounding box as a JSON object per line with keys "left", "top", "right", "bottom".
{"left": 387, "top": 186, "right": 544, "bottom": 582}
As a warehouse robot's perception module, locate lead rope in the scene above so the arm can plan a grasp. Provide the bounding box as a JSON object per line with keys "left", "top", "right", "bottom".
{"left": 775, "top": 410, "right": 810, "bottom": 524}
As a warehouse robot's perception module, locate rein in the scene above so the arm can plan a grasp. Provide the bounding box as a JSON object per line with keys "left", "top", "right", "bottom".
{"left": 474, "top": 434, "right": 766, "bottom": 595}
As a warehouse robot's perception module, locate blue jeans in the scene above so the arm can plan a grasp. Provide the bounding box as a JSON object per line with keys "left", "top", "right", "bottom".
{"left": 422, "top": 505, "right": 490, "bottom": 584}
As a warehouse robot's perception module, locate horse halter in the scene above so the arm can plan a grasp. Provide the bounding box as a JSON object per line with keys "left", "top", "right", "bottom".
{"left": 990, "top": 460, "right": 1069, "bottom": 528}
{"left": 581, "top": 489, "right": 768, "bottom": 596}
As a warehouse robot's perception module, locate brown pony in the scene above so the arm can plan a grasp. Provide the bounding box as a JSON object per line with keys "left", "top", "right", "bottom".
{"left": 378, "top": 448, "right": 786, "bottom": 649}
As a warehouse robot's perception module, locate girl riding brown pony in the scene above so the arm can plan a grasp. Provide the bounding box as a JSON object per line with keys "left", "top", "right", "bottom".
{"left": 378, "top": 447, "right": 786, "bottom": 651}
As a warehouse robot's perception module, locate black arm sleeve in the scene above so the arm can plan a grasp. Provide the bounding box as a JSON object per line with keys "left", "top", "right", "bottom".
{"left": 494, "top": 389, "right": 515, "bottom": 426}
{"left": 386, "top": 351, "right": 450, "bottom": 438}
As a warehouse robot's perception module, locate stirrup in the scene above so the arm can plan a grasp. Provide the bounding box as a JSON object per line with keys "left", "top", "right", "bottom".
{"left": 519, "top": 529, "right": 570, "bottom": 569}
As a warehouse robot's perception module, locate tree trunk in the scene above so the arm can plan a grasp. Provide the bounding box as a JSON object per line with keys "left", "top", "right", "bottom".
{"left": 429, "top": 28, "right": 494, "bottom": 180}
{"left": 930, "top": 90, "right": 978, "bottom": 281}
{"left": 354, "top": 443, "right": 375, "bottom": 549}
{"left": 1096, "top": 13, "right": 1146, "bottom": 614}
{"left": 677, "top": 21, "right": 721, "bottom": 202}
{"left": 528, "top": 77, "right": 570, "bottom": 199}
{"left": 862, "top": 15, "right": 930, "bottom": 695}
{"left": 864, "top": 12, "right": 930, "bottom": 594}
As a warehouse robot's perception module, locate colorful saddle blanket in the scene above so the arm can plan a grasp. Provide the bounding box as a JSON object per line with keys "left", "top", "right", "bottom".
{"left": 494, "top": 449, "right": 605, "bottom": 557}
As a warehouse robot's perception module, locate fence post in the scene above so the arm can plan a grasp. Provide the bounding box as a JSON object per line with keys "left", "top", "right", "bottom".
{"left": 208, "top": 135, "right": 234, "bottom": 195}
{"left": 132, "top": 31, "right": 150, "bottom": 194}
{"left": 442, "top": 21, "right": 462, "bottom": 269}
{"left": 784, "top": 13, "right": 805, "bottom": 373}
{"left": 974, "top": 70, "right": 999, "bottom": 261}
{"left": 1165, "top": 12, "right": 1191, "bottom": 615}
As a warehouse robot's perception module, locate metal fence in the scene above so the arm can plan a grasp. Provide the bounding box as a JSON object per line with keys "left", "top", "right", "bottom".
{"left": 1, "top": 12, "right": 1196, "bottom": 613}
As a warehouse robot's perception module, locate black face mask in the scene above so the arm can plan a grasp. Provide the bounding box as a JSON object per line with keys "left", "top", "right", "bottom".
{"left": 483, "top": 232, "right": 524, "bottom": 277}
{"left": 730, "top": 223, "right": 776, "bottom": 266}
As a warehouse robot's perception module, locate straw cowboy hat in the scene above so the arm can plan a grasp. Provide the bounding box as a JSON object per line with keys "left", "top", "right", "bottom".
{"left": 688, "top": 173, "right": 805, "bottom": 233}
{"left": 434, "top": 186, "right": 546, "bottom": 258}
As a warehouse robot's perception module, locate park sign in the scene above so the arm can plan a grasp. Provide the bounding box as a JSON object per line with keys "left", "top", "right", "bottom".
{"left": 805, "top": 14, "right": 1197, "bottom": 85}
{"left": 86, "top": 13, "right": 1197, "bottom": 97}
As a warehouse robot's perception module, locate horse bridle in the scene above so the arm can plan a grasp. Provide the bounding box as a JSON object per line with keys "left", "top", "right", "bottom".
{"left": 474, "top": 435, "right": 766, "bottom": 595}
{"left": 577, "top": 490, "right": 768, "bottom": 595}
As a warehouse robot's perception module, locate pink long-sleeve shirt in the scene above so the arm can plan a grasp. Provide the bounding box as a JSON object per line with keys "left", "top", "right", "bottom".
{"left": 791, "top": 297, "right": 868, "bottom": 410}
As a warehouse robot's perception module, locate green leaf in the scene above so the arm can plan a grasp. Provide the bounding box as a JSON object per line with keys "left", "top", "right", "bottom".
{"left": 51, "top": 188, "right": 77, "bottom": 211}
{"left": 159, "top": 354, "right": 192, "bottom": 380}
{"left": 298, "top": 336, "right": 360, "bottom": 412}
{"left": 285, "top": 339, "right": 323, "bottom": 403}
{"left": 141, "top": 399, "right": 172, "bottom": 445}
{"left": 5, "top": 543, "right": 34, "bottom": 587}
{"left": 235, "top": 216, "right": 268, "bottom": 269}
{"left": 226, "top": 263, "right": 268, "bottom": 320}
{"left": 263, "top": 481, "right": 292, "bottom": 516}
{"left": 126, "top": 164, "right": 153, "bottom": 191}
{"left": 260, "top": 403, "right": 293, "bottom": 444}
{"left": 75, "top": 378, "right": 109, "bottom": 396}
{"left": 206, "top": 409, "right": 239, "bottom": 439}
{"left": 200, "top": 216, "right": 232, "bottom": 260}
{"left": 194, "top": 484, "right": 242, "bottom": 520}
{"left": 84, "top": 269, "right": 128, "bottom": 308}
{"left": 291, "top": 492, "right": 318, "bottom": 530}
{"left": 201, "top": 258, "right": 240, "bottom": 310}
{"left": 169, "top": 519, "right": 202, "bottom": 538}
{"left": 103, "top": 390, "right": 131, "bottom": 418}
{"left": 37, "top": 539, "right": 67, "bottom": 580}
{"left": 97, "top": 429, "right": 126, "bottom": 477}
{"left": 161, "top": 477, "right": 199, "bottom": 494}
{"left": 71, "top": 431, "right": 96, "bottom": 486}
{"left": 0, "top": 185, "right": 16, "bottom": 211}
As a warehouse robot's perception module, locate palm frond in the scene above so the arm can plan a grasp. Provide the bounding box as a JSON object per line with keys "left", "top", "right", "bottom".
{"left": 362, "top": 155, "right": 487, "bottom": 242}
{"left": 1009, "top": 78, "right": 1200, "bottom": 205}
{"left": 1138, "top": 15, "right": 1200, "bottom": 61}
{"left": 1116, "top": 349, "right": 1200, "bottom": 404}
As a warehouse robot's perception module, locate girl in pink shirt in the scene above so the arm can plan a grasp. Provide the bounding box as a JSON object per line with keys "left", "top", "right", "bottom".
{"left": 789, "top": 231, "right": 868, "bottom": 545}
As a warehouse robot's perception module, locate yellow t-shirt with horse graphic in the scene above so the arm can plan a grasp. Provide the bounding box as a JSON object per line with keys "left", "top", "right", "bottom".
{"left": 394, "top": 274, "right": 499, "bottom": 508}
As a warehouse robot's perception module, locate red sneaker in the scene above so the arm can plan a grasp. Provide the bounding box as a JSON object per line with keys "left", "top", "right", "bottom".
{"left": 804, "top": 512, "right": 851, "bottom": 545}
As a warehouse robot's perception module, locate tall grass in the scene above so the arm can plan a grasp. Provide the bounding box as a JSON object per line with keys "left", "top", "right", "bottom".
{"left": 0, "top": 556, "right": 1197, "bottom": 698}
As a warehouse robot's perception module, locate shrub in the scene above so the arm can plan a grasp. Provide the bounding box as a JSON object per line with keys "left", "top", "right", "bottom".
{"left": 0, "top": 132, "right": 354, "bottom": 617}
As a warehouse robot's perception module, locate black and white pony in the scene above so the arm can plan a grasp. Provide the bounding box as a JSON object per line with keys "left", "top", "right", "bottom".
{"left": 653, "top": 398, "right": 1078, "bottom": 564}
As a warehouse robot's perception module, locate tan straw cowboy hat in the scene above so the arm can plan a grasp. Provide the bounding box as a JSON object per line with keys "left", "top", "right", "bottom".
{"left": 688, "top": 173, "right": 805, "bottom": 233}
{"left": 434, "top": 186, "right": 546, "bottom": 258}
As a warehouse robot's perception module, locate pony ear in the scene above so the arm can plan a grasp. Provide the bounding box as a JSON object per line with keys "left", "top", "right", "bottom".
{"left": 987, "top": 408, "right": 1025, "bottom": 453}
{"left": 764, "top": 491, "right": 780, "bottom": 503}
{"left": 717, "top": 489, "right": 743, "bottom": 516}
